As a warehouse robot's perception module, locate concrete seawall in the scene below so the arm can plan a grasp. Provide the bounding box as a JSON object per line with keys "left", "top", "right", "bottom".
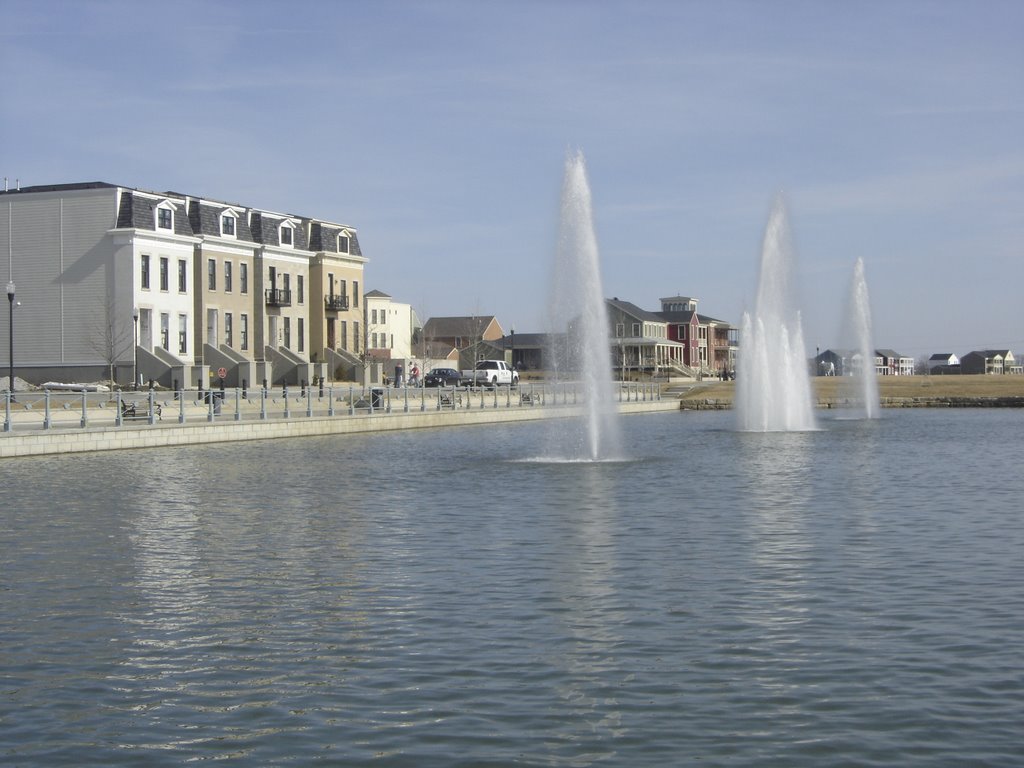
{"left": 1, "top": 399, "right": 678, "bottom": 459}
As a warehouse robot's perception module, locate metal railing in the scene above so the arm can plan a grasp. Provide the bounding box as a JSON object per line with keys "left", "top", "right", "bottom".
{"left": 324, "top": 295, "right": 349, "bottom": 311}
{"left": 2, "top": 381, "right": 662, "bottom": 434}
{"left": 264, "top": 288, "right": 292, "bottom": 307}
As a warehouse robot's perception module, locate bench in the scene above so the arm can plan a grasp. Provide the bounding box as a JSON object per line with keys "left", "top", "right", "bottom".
{"left": 121, "top": 401, "right": 162, "bottom": 421}
{"left": 438, "top": 391, "right": 462, "bottom": 409}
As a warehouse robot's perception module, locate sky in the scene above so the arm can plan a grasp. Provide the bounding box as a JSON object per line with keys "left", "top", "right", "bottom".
{"left": 2, "top": 0, "right": 1021, "bottom": 360}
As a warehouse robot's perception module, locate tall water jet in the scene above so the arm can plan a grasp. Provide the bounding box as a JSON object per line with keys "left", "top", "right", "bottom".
{"left": 839, "top": 256, "right": 880, "bottom": 419}
{"left": 546, "top": 150, "right": 623, "bottom": 461}
{"left": 735, "top": 198, "right": 817, "bottom": 432}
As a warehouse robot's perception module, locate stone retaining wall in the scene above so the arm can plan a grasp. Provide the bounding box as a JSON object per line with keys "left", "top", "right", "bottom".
{"left": 1, "top": 400, "right": 677, "bottom": 458}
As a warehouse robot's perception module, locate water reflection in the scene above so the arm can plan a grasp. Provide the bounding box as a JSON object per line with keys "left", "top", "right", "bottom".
{"left": 736, "top": 430, "right": 816, "bottom": 629}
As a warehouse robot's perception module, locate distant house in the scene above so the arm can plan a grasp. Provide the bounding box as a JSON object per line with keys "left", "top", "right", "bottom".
{"left": 876, "top": 349, "right": 914, "bottom": 376}
{"left": 814, "top": 348, "right": 872, "bottom": 377}
{"left": 492, "top": 332, "right": 553, "bottom": 373}
{"left": 606, "top": 298, "right": 685, "bottom": 378}
{"left": 961, "top": 349, "right": 1016, "bottom": 375}
{"left": 656, "top": 296, "right": 738, "bottom": 376}
{"left": 928, "top": 353, "right": 961, "bottom": 375}
{"left": 422, "top": 316, "right": 504, "bottom": 351}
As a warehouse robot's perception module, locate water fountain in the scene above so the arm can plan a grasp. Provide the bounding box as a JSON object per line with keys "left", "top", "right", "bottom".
{"left": 839, "top": 256, "right": 880, "bottom": 419}
{"left": 545, "top": 150, "right": 623, "bottom": 461}
{"left": 735, "top": 198, "right": 817, "bottom": 432}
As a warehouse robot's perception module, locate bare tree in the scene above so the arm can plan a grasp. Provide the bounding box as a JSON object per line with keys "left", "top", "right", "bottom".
{"left": 87, "top": 299, "right": 134, "bottom": 385}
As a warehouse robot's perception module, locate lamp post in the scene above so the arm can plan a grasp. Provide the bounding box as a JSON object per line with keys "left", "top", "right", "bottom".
{"left": 132, "top": 307, "right": 139, "bottom": 390}
{"left": 510, "top": 326, "right": 515, "bottom": 371}
{"left": 6, "top": 281, "right": 14, "bottom": 402}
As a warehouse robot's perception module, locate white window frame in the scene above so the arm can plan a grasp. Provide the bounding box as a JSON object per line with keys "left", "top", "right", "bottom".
{"left": 156, "top": 202, "right": 175, "bottom": 231}
{"left": 221, "top": 212, "right": 237, "bottom": 238}
{"left": 280, "top": 222, "right": 295, "bottom": 247}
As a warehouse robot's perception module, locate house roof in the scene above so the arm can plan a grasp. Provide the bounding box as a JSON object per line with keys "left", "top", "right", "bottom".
{"left": 607, "top": 298, "right": 665, "bottom": 323}
{"left": 4, "top": 181, "right": 361, "bottom": 255}
{"left": 364, "top": 289, "right": 391, "bottom": 299}
{"left": 929, "top": 353, "right": 956, "bottom": 360}
{"left": 657, "top": 310, "right": 698, "bottom": 323}
{"left": 423, "top": 316, "right": 498, "bottom": 337}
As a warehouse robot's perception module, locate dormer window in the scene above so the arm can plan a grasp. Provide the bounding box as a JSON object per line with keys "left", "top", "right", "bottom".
{"left": 280, "top": 224, "right": 294, "bottom": 247}
{"left": 221, "top": 213, "right": 236, "bottom": 237}
{"left": 156, "top": 204, "right": 174, "bottom": 230}
{"left": 338, "top": 232, "right": 349, "bottom": 253}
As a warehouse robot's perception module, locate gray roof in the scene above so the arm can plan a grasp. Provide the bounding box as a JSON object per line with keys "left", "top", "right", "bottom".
{"left": 423, "top": 316, "right": 497, "bottom": 337}
{"left": 607, "top": 298, "right": 665, "bottom": 323}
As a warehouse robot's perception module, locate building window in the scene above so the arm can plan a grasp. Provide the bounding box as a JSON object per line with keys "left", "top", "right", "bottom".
{"left": 141, "top": 254, "right": 151, "bottom": 289}
{"left": 160, "top": 313, "right": 170, "bottom": 350}
{"left": 225, "top": 312, "right": 233, "bottom": 347}
{"left": 240, "top": 263, "right": 248, "bottom": 294}
{"left": 371, "top": 309, "right": 378, "bottom": 324}
{"left": 240, "top": 314, "right": 249, "bottom": 351}
{"left": 157, "top": 206, "right": 173, "bottom": 230}
{"left": 283, "top": 317, "right": 291, "bottom": 349}
{"left": 283, "top": 273, "right": 290, "bottom": 297}
{"left": 371, "top": 332, "right": 378, "bottom": 348}
{"left": 280, "top": 225, "right": 293, "bottom": 246}
{"left": 340, "top": 320, "right": 347, "bottom": 351}
{"left": 298, "top": 318, "right": 304, "bottom": 352}
{"left": 159, "top": 257, "right": 169, "bottom": 291}
{"left": 208, "top": 259, "right": 216, "bottom": 291}
{"left": 297, "top": 275, "right": 304, "bottom": 304}
{"left": 353, "top": 321, "right": 360, "bottom": 352}
{"left": 338, "top": 233, "right": 349, "bottom": 253}
{"left": 178, "top": 314, "right": 188, "bottom": 354}
{"left": 224, "top": 261, "right": 232, "bottom": 292}
{"left": 178, "top": 259, "right": 187, "bottom": 293}
{"left": 353, "top": 281, "right": 359, "bottom": 307}
{"left": 221, "top": 214, "right": 235, "bottom": 237}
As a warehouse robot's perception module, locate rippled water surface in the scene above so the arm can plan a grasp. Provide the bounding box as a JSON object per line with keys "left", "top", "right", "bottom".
{"left": 2, "top": 409, "right": 1023, "bottom": 766}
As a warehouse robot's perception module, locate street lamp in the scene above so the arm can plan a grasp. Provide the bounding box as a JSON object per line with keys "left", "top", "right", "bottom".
{"left": 510, "top": 326, "right": 515, "bottom": 371}
{"left": 6, "top": 281, "right": 14, "bottom": 402}
{"left": 132, "top": 307, "right": 139, "bottom": 390}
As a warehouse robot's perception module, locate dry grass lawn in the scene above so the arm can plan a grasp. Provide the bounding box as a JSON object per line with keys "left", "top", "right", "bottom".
{"left": 676, "top": 375, "right": 1024, "bottom": 404}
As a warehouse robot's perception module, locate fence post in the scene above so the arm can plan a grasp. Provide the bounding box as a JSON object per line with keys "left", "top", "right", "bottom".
{"left": 349, "top": 385, "right": 355, "bottom": 416}
{"left": 235, "top": 387, "right": 242, "bottom": 421}
{"left": 116, "top": 391, "right": 123, "bottom": 427}
{"left": 328, "top": 385, "right": 335, "bottom": 417}
{"left": 179, "top": 387, "right": 186, "bottom": 423}
{"left": 3, "top": 391, "right": 11, "bottom": 432}
{"left": 80, "top": 389, "right": 88, "bottom": 428}
{"left": 306, "top": 385, "right": 313, "bottom": 418}
{"left": 43, "top": 390, "right": 51, "bottom": 430}
{"left": 260, "top": 386, "right": 267, "bottom": 421}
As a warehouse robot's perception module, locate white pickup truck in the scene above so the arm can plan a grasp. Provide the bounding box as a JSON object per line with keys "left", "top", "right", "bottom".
{"left": 461, "top": 359, "right": 520, "bottom": 387}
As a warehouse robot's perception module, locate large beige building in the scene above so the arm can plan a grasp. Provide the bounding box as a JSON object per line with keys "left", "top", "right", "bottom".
{"left": 1, "top": 182, "right": 367, "bottom": 388}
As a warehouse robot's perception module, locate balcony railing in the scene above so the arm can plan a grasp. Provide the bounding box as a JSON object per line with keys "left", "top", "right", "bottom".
{"left": 265, "top": 288, "right": 292, "bottom": 307}
{"left": 325, "top": 294, "right": 349, "bottom": 311}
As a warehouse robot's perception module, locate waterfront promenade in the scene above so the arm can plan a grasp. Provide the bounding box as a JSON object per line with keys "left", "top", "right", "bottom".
{"left": 1, "top": 382, "right": 674, "bottom": 458}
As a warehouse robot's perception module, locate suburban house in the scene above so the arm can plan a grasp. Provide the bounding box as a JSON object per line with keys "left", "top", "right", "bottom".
{"left": 606, "top": 298, "right": 686, "bottom": 378}
{"left": 815, "top": 348, "right": 915, "bottom": 376}
{"left": 927, "top": 353, "right": 961, "bottom": 374}
{"left": 961, "top": 349, "right": 1017, "bottom": 375}
{"left": 364, "top": 289, "right": 421, "bottom": 385}
{"left": 1, "top": 181, "right": 367, "bottom": 388}
{"left": 875, "top": 349, "right": 915, "bottom": 376}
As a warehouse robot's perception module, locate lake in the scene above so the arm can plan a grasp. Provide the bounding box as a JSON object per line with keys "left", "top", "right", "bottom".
{"left": 2, "top": 408, "right": 1022, "bottom": 766}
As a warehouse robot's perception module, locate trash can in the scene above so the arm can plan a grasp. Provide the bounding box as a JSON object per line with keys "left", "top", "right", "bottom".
{"left": 205, "top": 390, "right": 223, "bottom": 415}
{"left": 370, "top": 388, "right": 384, "bottom": 410}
